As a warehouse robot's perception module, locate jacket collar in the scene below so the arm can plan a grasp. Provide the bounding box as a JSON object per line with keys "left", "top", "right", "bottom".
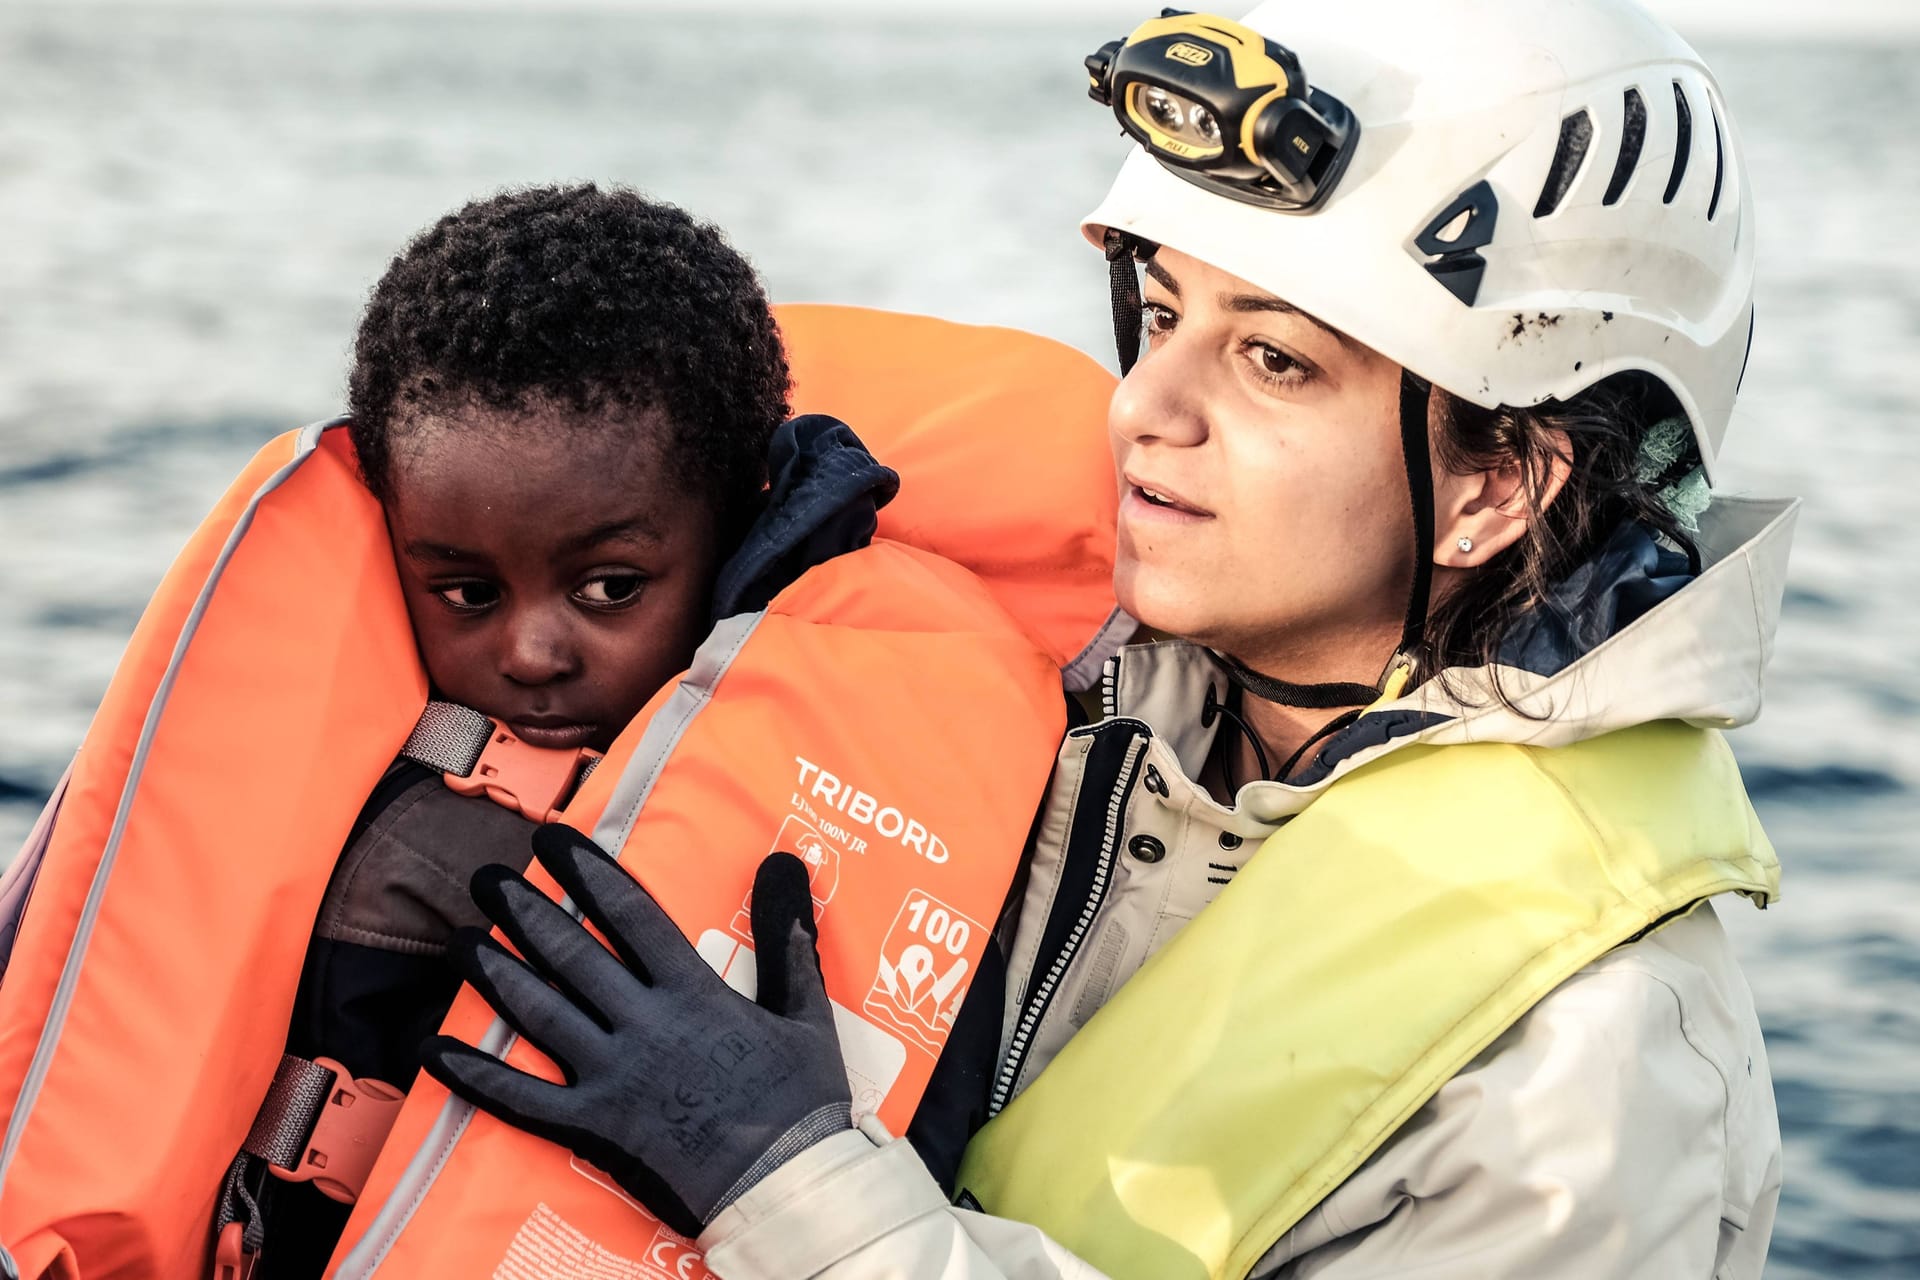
{"left": 1102, "top": 493, "right": 1800, "bottom": 808}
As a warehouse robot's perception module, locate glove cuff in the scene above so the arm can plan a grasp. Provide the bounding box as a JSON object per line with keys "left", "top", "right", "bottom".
{"left": 710, "top": 1101, "right": 854, "bottom": 1224}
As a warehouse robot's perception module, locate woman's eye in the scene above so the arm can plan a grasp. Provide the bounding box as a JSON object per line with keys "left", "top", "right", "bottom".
{"left": 1243, "top": 340, "right": 1309, "bottom": 386}
{"left": 1142, "top": 303, "right": 1177, "bottom": 338}
{"left": 576, "top": 574, "right": 647, "bottom": 607}
{"left": 431, "top": 582, "right": 500, "bottom": 611}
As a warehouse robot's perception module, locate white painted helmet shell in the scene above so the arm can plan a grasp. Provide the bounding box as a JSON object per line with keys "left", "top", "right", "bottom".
{"left": 1083, "top": 0, "right": 1756, "bottom": 479}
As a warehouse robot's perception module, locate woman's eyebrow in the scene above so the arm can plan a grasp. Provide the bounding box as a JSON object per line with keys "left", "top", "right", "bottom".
{"left": 1145, "top": 256, "right": 1352, "bottom": 349}
{"left": 1144, "top": 257, "right": 1183, "bottom": 297}
{"left": 1220, "top": 292, "right": 1355, "bottom": 349}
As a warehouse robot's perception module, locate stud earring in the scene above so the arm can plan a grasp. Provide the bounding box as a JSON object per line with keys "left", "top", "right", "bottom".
{"left": 1456, "top": 536, "right": 1474, "bottom": 553}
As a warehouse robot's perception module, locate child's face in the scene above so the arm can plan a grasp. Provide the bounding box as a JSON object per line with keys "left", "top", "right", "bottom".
{"left": 382, "top": 405, "right": 720, "bottom": 753}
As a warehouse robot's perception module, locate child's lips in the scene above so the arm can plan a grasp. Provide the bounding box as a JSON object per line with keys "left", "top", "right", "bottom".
{"left": 509, "top": 720, "right": 601, "bottom": 750}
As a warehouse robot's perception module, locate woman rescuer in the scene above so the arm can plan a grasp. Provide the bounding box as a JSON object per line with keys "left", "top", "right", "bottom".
{"left": 419, "top": 0, "right": 1797, "bottom": 1275}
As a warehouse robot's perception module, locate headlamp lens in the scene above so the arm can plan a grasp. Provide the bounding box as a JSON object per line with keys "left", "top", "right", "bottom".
{"left": 1190, "top": 103, "right": 1220, "bottom": 146}
{"left": 1142, "top": 84, "right": 1186, "bottom": 132}
{"left": 1126, "top": 82, "right": 1226, "bottom": 160}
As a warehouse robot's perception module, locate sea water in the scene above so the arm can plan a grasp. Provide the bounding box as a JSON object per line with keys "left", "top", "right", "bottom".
{"left": 1, "top": 7, "right": 1916, "bottom": 1273}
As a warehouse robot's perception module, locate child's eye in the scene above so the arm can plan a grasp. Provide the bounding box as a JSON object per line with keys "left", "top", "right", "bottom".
{"left": 575, "top": 573, "right": 648, "bottom": 609}
{"left": 431, "top": 581, "right": 500, "bottom": 611}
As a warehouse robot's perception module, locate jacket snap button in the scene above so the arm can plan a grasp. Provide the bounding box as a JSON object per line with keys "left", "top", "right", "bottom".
{"left": 1128, "top": 834, "right": 1166, "bottom": 864}
{"left": 1218, "top": 831, "right": 1243, "bottom": 850}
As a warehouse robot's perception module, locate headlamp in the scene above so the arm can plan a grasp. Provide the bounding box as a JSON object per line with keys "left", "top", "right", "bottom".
{"left": 1086, "top": 10, "right": 1359, "bottom": 212}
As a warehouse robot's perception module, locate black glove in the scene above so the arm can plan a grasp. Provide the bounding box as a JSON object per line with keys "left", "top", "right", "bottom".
{"left": 419, "top": 824, "right": 852, "bottom": 1238}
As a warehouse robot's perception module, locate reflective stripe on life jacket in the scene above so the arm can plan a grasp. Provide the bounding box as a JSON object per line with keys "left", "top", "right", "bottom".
{"left": 955, "top": 719, "right": 1780, "bottom": 1280}
{"left": 0, "top": 306, "right": 1119, "bottom": 1280}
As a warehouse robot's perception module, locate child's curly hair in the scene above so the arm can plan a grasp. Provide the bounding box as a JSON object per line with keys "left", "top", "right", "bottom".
{"left": 348, "top": 184, "right": 790, "bottom": 534}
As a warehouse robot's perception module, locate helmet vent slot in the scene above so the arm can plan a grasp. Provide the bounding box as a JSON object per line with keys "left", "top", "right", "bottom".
{"left": 1664, "top": 82, "right": 1693, "bottom": 204}
{"left": 1603, "top": 88, "right": 1647, "bottom": 206}
{"left": 1533, "top": 110, "right": 1593, "bottom": 218}
{"left": 1432, "top": 207, "right": 1473, "bottom": 243}
{"left": 1707, "top": 102, "right": 1727, "bottom": 221}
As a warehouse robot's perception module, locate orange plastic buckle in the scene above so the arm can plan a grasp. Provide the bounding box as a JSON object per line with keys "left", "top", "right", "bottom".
{"left": 211, "top": 1221, "right": 255, "bottom": 1280}
{"left": 443, "top": 721, "right": 601, "bottom": 823}
{"left": 265, "top": 1057, "right": 405, "bottom": 1205}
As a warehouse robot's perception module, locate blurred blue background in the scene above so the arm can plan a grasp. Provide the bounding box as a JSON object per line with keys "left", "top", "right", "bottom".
{"left": 1, "top": 3, "right": 1915, "bottom": 1274}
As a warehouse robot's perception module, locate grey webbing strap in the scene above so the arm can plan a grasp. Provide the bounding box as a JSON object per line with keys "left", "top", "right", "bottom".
{"left": 399, "top": 701, "right": 494, "bottom": 777}
{"left": 241, "top": 1053, "right": 337, "bottom": 1170}
{"left": 211, "top": 1054, "right": 338, "bottom": 1250}
{"left": 213, "top": 1151, "right": 265, "bottom": 1245}
{"left": 398, "top": 700, "right": 602, "bottom": 787}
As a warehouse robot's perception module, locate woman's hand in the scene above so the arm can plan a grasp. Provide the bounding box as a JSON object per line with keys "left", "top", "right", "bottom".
{"left": 419, "top": 823, "right": 852, "bottom": 1239}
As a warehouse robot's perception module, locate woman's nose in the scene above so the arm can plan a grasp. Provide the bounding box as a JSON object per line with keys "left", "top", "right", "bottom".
{"left": 498, "top": 605, "right": 581, "bottom": 686}
{"left": 1108, "top": 337, "right": 1210, "bottom": 449}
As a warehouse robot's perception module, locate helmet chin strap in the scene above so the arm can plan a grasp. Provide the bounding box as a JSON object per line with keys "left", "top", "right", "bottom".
{"left": 1389, "top": 368, "right": 1438, "bottom": 684}
{"left": 1105, "top": 229, "right": 1149, "bottom": 376}
{"left": 1103, "top": 236, "right": 1436, "bottom": 712}
{"left": 1224, "top": 370, "right": 1434, "bottom": 709}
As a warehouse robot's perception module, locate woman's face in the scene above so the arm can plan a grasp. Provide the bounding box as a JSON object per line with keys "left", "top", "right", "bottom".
{"left": 1110, "top": 247, "right": 1415, "bottom": 677}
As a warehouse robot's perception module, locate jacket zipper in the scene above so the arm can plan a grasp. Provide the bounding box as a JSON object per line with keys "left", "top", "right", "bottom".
{"left": 989, "top": 721, "right": 1149, "bottom": 1114}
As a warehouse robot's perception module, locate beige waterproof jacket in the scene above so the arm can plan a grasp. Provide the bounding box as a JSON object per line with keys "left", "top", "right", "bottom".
{"left": 698, "top": 497, "right": 1797, "bottom": 1280}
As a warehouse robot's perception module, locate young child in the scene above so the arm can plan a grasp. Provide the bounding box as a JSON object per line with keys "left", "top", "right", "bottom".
{"left": 2, "top": 177, "right": 1110, "bottom": 1280}
{"left": 244, "top": 183, "right": 831, "bottom": 1275}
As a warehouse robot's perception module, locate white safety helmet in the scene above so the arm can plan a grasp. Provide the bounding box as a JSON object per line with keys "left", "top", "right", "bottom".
{"left": 1082, "top": 0, "right": 1756, "bottom": 481}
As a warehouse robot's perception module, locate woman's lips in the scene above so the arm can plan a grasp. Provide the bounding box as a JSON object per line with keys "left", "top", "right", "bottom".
{"left": 508, "top": 721, "right": 602, "bottom": 750}
{"left": 1122, "top": 482, "right": 1214, "bottom": 524}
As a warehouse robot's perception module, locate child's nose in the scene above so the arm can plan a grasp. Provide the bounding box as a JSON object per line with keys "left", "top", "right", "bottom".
{"left": 498, "top": 606, "right": 581, "bottom": 686}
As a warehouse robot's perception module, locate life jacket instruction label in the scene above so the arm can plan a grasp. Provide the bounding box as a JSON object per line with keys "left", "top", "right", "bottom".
{"left": 866, "top": 890, "right": 982, "bottom": 1055}
{"left": 497, "top": 1201, "right": 678, "bottom": 1279}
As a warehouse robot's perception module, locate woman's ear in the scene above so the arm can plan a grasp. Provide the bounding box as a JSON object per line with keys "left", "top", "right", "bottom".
{"left": 1432, "top": 427, "right": 1573, "bottom": 567}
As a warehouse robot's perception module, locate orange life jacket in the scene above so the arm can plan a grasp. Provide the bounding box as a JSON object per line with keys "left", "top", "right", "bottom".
{"left": 0, "top": 305, "right": 1120, "bottom": 1280}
